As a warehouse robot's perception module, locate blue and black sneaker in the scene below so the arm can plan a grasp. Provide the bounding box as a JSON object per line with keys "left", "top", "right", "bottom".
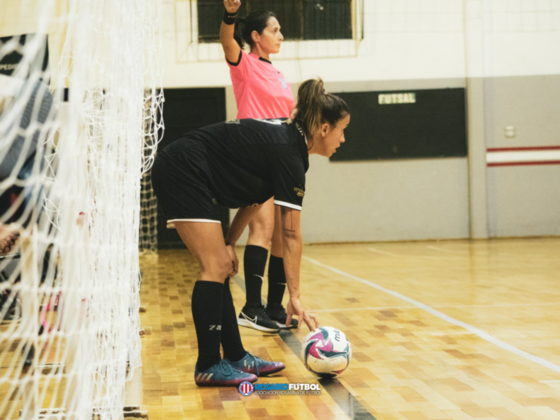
{"left": 195, "top": 359, "right": 258, "bottom": 387}
{"left": 225, "top": 352, "right": 285, "bottom": 377}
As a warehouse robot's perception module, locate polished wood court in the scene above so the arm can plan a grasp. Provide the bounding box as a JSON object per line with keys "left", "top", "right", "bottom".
{"left": 137, "top": 238, "right": 560, "bottom": 420}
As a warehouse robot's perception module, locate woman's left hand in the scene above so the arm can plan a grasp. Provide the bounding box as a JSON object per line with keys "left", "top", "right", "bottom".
{"left": 287, "top": 297, "right": 319, "bottom": 331}
{"left": 225, "top": 244, "right": 239, "bottom": 277}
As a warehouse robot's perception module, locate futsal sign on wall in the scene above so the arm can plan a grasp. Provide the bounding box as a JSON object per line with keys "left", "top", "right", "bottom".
{"left": 378, "top": 92, "right": 416, "bottom": 104}
{"left": 330, "top": 88, "right": 467, "bottom": 162}
{"left": 0, "top": 34, "right": 49, "bottom": 77}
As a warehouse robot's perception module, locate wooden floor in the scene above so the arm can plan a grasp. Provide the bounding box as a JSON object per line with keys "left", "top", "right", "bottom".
{"left": 137, "top": 237, "right": 560, "bottom": 420}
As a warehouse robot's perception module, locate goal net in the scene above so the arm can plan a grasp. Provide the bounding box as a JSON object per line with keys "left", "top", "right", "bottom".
{"left": 0, "top": 0, "right": 163, "bottom": 418}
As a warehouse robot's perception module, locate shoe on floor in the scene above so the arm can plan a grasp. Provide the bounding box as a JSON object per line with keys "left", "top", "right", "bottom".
{"left": 238, "top": 304, "right": 280, "bottom": 333}
{"left": 195, "top": 359, "right": 258, "bottom": 387}
{"left": 266, "top": 303, "right": 298, "bottom": 329}
{"left": 225, "top": 352, "right": 285, "bottom": 377}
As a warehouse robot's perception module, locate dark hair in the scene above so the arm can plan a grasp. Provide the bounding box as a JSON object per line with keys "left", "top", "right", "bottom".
{"left": 293, "top": 78, "right": 350, "bottom": 141}
{"left": 234, "top": 10, "right": 276, "bottom": 49}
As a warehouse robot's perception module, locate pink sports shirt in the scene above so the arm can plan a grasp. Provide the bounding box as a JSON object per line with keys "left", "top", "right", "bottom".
{"left": 228, "top": 50, "right": 294, "bottom": 119}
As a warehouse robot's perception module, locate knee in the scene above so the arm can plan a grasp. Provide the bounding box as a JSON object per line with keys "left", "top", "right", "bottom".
{"left": 206, "top": 256, "right": 231, "bottom": 279}
{"left": 200, "top": 255, "right": 232, "bottom": 280}
{"left": 218, "top": 256, "right": 233, "bottom": 278}
{"left": 248, "top": 219, "right": 274, "bottom": 243}
{"left": 212, "top": 255, "right": 233, "bottom": 280}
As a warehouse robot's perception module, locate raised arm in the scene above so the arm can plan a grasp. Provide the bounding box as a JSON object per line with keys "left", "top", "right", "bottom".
{"left": 221, "top": 0, "right": 242, "bottom": 63}
{"left": 276, "top": 205, "right": 319, "bottom": 331}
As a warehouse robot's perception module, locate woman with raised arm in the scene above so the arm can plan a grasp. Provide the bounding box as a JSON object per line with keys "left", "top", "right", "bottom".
{"left": 221, "top": 0, "right": 296, "bottom": 333}
{"left": 151, "top": 78, "right": 350, "bottom": 387}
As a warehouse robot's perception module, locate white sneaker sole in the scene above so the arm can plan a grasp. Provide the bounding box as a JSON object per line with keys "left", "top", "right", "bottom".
{"left": 237, "top": 318, "right": 279, "bottom": 333}
{"left": 273, "top": 320, "right": 297, "bottom": 329}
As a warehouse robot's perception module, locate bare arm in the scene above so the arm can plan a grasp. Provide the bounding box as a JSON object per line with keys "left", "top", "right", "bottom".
{"left": 279, "top": 206, "right": 319, "bottom": 331}
{"left": 270, "top": 205, "right": 283, "bottom": 257}
{"left": 223, "top": 204, "right": 263, "bottom": 277}
{"left": 220, "top": 0, "right": 242, "bottom": 63}
{"left": 280, "top": 206, "right": 302, "bottom": 297}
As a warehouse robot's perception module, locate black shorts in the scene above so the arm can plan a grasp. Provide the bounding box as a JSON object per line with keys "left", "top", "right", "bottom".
{"left": 151, "top": 138, "right": 221, "bottom": 228}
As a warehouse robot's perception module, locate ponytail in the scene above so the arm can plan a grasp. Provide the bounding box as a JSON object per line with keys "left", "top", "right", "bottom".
{"left": 233, "top": 17, "right": 246, "bottom": 49}
{"left": 293, "top": 79, "right": 325, "bottom": 138}
{"left": 234, "top": 10, "right": 276, "bottom": 49}
{"left": 293, "top": 78, "right": 350, "bottom": 142}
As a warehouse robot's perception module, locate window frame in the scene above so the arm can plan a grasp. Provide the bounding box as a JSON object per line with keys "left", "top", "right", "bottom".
{"left": 174, "top": 0, "right": 364, "bottom": 63}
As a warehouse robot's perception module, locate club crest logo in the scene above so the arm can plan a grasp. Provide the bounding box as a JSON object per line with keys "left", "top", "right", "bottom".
{"left": 239, "top": 381, "right": 254, "bottom": 396}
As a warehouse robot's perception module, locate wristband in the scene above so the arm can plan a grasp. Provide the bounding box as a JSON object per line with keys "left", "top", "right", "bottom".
{"left": 223, "top": 9, "right": 238, "bottom": 25}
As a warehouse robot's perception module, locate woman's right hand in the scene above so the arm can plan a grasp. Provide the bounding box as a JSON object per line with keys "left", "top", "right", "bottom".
{"left": 225, "top": 244, "right": 239, "bottom": 277}
{"left": 224, "top": 0, "right": 241, "bottom": 14}
{"left": 287, "top": 297, "right": 319, "bottom": 331}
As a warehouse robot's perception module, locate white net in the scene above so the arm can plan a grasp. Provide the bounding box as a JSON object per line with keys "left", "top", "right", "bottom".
{"left": 0, "top": 0, "right": 163, "bottom": 419}
{"left": 139, "top": 106, "right": 160, "bottom": 256}
{"left": 139, "top": 170, "right": 158, "bottom": 255}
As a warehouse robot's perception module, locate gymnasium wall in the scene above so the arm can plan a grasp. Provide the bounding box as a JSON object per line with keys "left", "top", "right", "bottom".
{"left": 485, "top": 74, "right": 560, "bottom": 238}
{"left": 0, "top": 2, "right": 68, "bottom": 70}
{"left": 162, "top": 0, "right": 560, "bottom": 243}
{"left": 472, "top": 3, "right": 560, "bottom": 239}
{"left": 2, "top": 0, "right": 559, "bottom": 242}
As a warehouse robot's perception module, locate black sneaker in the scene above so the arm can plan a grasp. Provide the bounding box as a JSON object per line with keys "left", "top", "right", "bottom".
{"left": 266, "top": 303, "right": 298, "bottom": 329}
{"left": 238, "top": 305, "right": 280, "bottom": 333}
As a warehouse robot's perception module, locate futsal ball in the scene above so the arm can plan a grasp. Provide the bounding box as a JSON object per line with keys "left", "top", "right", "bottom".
{"left": 302, "top": 326, "right": 352, "bottom": 378}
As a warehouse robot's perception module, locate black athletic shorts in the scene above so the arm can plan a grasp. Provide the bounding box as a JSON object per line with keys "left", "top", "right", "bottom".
{"left": 151, "top": 137, "right": 221, "bottom": 228}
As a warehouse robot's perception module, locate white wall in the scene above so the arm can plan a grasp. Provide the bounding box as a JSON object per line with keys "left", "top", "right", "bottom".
{"left": 161, "top": 0, "right": 467, "bottom": 87}
{"left": 482, "top": 0, "right": 560, "bottom": 78}
{"left": 5, "top": 0, "right": 559, "bottom": 242}
{"left": 159, "top": 0, "right": 560, "bottom": 243}
{"left": 161, "top": 0, "right": 560, "bottom": 85}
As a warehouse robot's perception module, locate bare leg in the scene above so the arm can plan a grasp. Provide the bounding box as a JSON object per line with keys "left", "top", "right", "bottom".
{"left": 174, "top": 221, "right": 238, "bottom": 376}
{"left": 174, "top": 222, "right": 232, "bottom": 283}
{"left": 246, "top": 198, "right": 275, "bottom": 249}
{"left": 243, "top": 199, "right": 274, "bottom": 308}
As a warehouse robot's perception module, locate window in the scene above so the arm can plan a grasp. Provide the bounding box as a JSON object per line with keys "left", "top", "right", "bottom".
{"left": 197, "top": 0, "right": 352, "bottom": 43}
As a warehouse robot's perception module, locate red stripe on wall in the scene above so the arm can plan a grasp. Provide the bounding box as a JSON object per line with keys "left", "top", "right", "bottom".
{"left": 487, "top": 160, "right": 560, "bottom": 167}
{"left": 487, "top": 146, "right": 560, "bottom": 152}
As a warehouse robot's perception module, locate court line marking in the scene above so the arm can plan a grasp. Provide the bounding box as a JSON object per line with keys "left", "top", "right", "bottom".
{"left": 303, "top": 256, "right": 560, "bottom": 375}
{"left": 426, "top": 245, "right": 459, "bottom": 253}
{"left": 369, "top": 248, "right": 518, "bottom": 260}
{"left": 540, "top": 380, "right": 560, "bottom": 383}
{"left": 368, "top": 248, "right": 400, "bottom": 257}
{"left": 231, "top": 275, "right": 376, "bottom": 420}
{"left": 312, "top": 302, "right": 560, "bottom": 312}
{"left": 368, "top": 248, "right": 464, "bottom": 260}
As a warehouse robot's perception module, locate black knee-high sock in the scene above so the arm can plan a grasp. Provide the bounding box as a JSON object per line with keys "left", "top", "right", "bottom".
{"left": 244, "top": 245, "right": 268, "bottom": 307}
{"left": 267, "top": 255, "right": 286, "bottom": 306}
{"left": 221, "top": 277, "right": 247, "bottom": 362}
{"left": 192, "top": 281, "right": 224, "bottom": 372}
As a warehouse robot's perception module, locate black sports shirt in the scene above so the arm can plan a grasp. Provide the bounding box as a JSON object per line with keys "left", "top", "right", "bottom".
{"left": 169, "top": 119, "right": 309, "bottom": 210}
